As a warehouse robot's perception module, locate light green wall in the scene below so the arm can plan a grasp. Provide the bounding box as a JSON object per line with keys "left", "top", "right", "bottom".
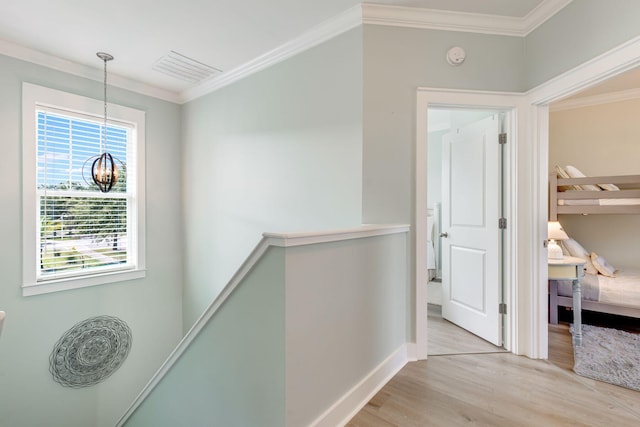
{"left": 361, "top": 2, "right": 640, "bottom": 343}
{"left": 285, "top": 233, "right": 407, "bottom": 426}
{"left": 181, "top": 28, "right": 364, "bottom": 329}
{"left": 125, "top": 231, "right": 408, "bottom": 427}
{"left": 525, "top": 0, "right": 640, "bottom": 89}
{"left": 362, "top": 25, "right": 524, "bottom": 341}
{"left": 549, "top": 99, "right": 640, "bottom": 268}
{"left": 362, "top": 0, "right": 640, "bottom": 228}
{"left": 0, "top": 54, "right": 184, "bottom": 427}
{"left": 125, "top": 247, "right": 286, "bottom": 427}
{"left": 5, "top": 2, "right": 640, "bottom": 423}
{"left": 362, "top": 25, "right": 524, "bottom": 226}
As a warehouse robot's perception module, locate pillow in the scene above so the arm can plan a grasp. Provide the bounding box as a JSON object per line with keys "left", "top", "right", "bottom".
{"left": 554, "top": 165, "right": 579, "bottom": 191}
{"left": 561, "top": 238, "right": 598, "bottom": 275}
{"left": 561, "top": 237, "right": 587, "bottom": 257}
{"left": 564, "top": 165, "right": 601, "bottom": 192}
{"left": 591, "top": 252, "right": 618, "bottom": 277}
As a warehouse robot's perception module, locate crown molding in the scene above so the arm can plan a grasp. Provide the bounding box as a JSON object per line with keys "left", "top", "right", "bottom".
{"left": 180, "top": 4, "right": 363, "bottom": 103}
{"left": 180, "top": 1, "right": 571, "bottom": 102}
{"left": 550, "top": 88, "right": 640, "bottom": 112}
{"left": 361, "top": 0, "right": 572, "bottom": 37}
{"left": 0, "top": 38, "right": 181, "bottom": 104}
{"left": 522, "top": 0, "right": 573, "bottom": 35}
{"left": 362, "top": 3, "right": 522, "bottom": 36}
{"left": 1, "top": 1, "right": 572, "bottom": 104}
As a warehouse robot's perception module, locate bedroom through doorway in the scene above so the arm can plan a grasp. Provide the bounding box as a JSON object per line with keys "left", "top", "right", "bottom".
{"left": 546, "top": 66, "right": 640, "bottom": 359}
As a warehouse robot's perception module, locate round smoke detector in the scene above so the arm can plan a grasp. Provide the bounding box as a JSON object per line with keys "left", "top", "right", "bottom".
{"left": 446, "top": 46, "right": 466, "bottom": 66}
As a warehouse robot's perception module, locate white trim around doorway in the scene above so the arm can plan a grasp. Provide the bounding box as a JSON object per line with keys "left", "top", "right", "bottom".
{"left": 415, "top": 88, "right": 525, "bottom": 360}
{"left": 526, "top": 34, "right": 640, "bottom": 360}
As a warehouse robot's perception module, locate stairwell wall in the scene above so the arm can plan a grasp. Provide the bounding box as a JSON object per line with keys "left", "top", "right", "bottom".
{"left": 181, "top": 28, "right": 364, "bottom": 330}
{"left": 0, "top": 54, "right": 183, "bottom": 427}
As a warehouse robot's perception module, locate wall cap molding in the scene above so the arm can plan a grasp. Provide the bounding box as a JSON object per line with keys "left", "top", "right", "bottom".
{"left": 264, "top": 223, "right": 410, "bottom": 247}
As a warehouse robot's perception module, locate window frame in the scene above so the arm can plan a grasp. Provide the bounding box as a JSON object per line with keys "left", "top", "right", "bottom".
{"left": 22, "top": 83, "right": 146, "bottom": 296}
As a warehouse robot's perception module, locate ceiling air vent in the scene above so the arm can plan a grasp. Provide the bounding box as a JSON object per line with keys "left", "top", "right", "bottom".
{"left": 152, "top": 51, "right": 222, "bottom": 84}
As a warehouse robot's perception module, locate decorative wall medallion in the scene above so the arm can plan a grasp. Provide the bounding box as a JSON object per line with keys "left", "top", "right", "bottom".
{"left": 49, "top": 315, "right": 132, "bottom": 388}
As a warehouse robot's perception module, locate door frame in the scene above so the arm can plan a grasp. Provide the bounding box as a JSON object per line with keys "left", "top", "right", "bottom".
{"left": 415, "top": 89, "right": 524, "bottom": 359}
{"left": 527, "top": 36, "right": 640, "bottom": 359}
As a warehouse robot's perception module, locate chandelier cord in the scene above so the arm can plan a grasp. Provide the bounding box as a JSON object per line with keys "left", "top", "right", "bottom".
{"left": 102, "top": 54, "right": 108, "bottom": 153}
{"left": 88, "top": 52, "right": 118, "bottom": 193}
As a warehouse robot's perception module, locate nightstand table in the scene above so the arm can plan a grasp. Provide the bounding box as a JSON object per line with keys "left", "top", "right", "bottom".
{"left": 548, "top": 256, "right": 586, "bottom": 346}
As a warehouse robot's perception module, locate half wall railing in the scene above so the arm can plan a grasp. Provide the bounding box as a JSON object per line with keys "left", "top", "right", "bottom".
{"left": 117, "top": 224, "right": 409, "bottom": 427}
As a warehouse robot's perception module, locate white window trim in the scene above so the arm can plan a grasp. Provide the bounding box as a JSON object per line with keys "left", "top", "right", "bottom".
{"left": 22, "top": 82, "right": 146, "bottom": 296}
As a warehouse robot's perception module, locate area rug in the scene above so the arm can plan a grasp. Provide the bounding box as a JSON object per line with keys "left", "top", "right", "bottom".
{"left": 570, "top": 324, "right": 640, "bottom": 391}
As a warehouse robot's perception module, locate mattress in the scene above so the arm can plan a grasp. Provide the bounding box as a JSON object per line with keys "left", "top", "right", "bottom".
{"left": 598, "top": 269, "right": 640, "bottom": 307}
{"left": 557, "top": 273, "right": 599, "bottom": 301}
{"left": 557, "top": 268, "right": 640, "bottom": 308}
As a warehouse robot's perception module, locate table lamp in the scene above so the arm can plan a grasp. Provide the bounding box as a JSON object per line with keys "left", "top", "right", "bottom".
{"left": 547, "top": 221, "right": 568, "bottom": 260}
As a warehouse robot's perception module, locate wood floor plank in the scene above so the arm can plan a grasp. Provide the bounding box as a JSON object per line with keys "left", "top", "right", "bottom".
{"left": 427, "top": 304, "right": 506, "bottom": 355}
{"left": 348, "top": 352, "right": 640, "bottom": 426}
{"left": 348, "top": 321, "right": 640, "bottom": 426}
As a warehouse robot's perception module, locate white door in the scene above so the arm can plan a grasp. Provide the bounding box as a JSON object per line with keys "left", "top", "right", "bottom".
{"left": 441, "top": 114, "right": 502, "bottom": 346}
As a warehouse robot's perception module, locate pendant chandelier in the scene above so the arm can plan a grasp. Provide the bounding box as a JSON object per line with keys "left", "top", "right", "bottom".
{"left": 83, "top": 52, "right": 122, "bottom": 193}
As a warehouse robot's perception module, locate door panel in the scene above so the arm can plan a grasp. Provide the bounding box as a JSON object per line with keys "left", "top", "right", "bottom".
{"left": 450, "top": 246, "right": 485, "bottom": 312}
{"left": 450, "top": 136, "right": 485, "bottom": 227}
{"left": 442, "top": 114, "right": 502, "bottom": 346}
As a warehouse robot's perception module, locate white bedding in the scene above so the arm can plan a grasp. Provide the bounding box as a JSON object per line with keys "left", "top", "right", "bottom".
{"left": 558, "top": 268, "right": 640, "bottom": 308}
{"left": 598, "top": 268, "right": 640, "bottom": 307}
{"left": 558, "top": 198, "right": 640, "bottom": 206}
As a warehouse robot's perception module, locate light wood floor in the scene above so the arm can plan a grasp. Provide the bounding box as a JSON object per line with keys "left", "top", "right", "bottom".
{"left": 427, "top": 304, "right": 507, "bottom": 356}
{"left": 347, "top": 312, "right": 640, "bottom": 426}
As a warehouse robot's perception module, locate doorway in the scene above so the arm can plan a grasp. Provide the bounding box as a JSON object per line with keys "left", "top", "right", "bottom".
{"left": 415, "top": 89, "right": 521, "bottom": 359}
{"left": 426, "top": 108, "right": 504, "bottom": 353}
{"left": 527, "top": 39, "right": 640, "bottom": 359}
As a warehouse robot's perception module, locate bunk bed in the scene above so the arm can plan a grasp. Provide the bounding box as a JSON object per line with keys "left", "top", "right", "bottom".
{"left": 549, "top": 167, "right": 640, "bottom": 323}
{"left": 549, "top": 170, "right": 640, "bottom": 219}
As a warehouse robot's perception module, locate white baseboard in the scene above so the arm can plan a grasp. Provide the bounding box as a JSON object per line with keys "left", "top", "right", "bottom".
{"left": 310, "top": 344, "right": 409, "bottom": 427}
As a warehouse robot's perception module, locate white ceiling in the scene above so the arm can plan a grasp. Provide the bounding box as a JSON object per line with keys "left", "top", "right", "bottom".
{"left": 1, "top": 0, "right": 557, "bottom": 102}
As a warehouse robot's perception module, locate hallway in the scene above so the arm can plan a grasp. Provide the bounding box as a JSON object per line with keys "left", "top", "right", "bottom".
{"left": 347, "top": 309, "right": 640, "bottom": 426}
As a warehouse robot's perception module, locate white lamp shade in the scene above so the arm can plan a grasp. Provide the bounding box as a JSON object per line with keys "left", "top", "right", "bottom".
{"left": 547, "top": 221, "right": 568, "bottom": 259}
{"left": 548, "top": 221, "right": 568, "bottom": 241}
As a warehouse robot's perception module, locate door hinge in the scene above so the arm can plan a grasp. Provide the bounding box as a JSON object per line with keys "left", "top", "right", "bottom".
{"left": 499, "top": 218, "right": 507, "bottom": 229}
{"left": 499, "top": 133, "right": 507, "bottom": 144}
{"left": 499, "top": 303, "right": 507, "bottom": 314}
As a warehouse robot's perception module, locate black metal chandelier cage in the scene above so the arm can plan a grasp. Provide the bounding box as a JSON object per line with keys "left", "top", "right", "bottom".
{"left": 83, "top": 52, "right": 124, "bottom": 193}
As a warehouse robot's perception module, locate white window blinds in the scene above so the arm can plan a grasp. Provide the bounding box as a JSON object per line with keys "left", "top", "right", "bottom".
{"left": 37, "top": 109, "right": 134, "bottom": 281}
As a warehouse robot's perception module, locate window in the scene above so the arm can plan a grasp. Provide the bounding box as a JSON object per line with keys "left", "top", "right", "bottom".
{"left": 23, "top": 83, "right": 145, "bottom": 296}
